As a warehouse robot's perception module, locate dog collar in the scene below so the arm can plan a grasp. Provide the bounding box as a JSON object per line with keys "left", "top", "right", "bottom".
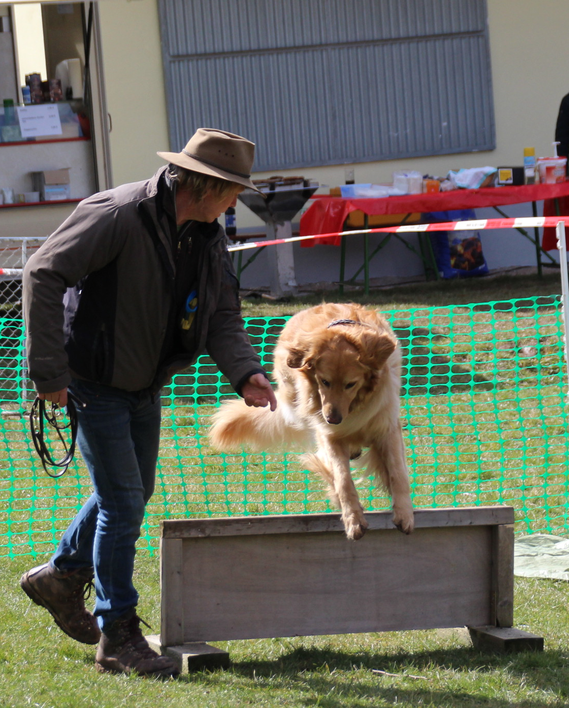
{"left": 327, "top": 319, "right": 375, "bottom": 329}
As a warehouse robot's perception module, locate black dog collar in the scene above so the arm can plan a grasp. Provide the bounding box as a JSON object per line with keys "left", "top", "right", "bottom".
{"left": 327, "top": 318, "right": 375, "bottom": 329}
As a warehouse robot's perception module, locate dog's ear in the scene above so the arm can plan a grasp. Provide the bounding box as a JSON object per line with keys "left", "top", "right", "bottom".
{"left": 349, "top": 330, "right": 397, "bottom": 370}
{"left": 287, "top": 346, "right": 312, "bottom": 369}
{"left": 369, "top": 332, "right": 397, "bottom": 369}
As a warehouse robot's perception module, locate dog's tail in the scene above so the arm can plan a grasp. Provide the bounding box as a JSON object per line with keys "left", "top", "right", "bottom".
{"left": 209, "top": 397, "right": 309, "bottom": 452}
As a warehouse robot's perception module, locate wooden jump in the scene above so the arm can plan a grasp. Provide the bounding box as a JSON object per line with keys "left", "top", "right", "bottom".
{"left": 147, "top": 506, "right": 543, "bottom": 673}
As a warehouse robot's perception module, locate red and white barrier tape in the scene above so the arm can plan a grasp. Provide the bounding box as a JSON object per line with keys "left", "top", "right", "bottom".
{"left": 227, "top": 216, "right": 569, "bottom": 252}
{"left": 0, "top": 269, "right": 22, "bottom": 276}
{"left": 228, "top": 216, "right": 569, "bottom": 395}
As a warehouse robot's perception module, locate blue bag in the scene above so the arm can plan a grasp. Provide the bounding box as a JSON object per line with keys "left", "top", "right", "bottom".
{"left": 428, "top": 209, "right": 489, "bottom": 279}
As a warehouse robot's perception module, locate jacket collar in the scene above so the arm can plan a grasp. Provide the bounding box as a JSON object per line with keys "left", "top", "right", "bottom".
{"left": 138, "top": 167, "right": 227, "bottom": 276}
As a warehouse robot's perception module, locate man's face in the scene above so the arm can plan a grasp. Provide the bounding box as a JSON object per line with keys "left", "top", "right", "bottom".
{"left": 191, "top": 184, "right": 243, "bottom": 223}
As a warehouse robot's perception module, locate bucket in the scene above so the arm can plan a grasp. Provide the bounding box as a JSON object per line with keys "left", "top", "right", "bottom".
{"left": 537, "top": 156, "right": 567, "bottom": 184}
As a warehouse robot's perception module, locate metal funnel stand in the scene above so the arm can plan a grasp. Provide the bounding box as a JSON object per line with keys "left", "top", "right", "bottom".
{"left": 238, "top": 178, "right": 318, "bottom": 298}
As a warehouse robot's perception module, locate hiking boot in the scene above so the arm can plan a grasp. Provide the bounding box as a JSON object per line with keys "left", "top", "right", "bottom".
{"left": 95, "top": 610, "right": 179, "bottom": 677}
{"left": 20, "top": 562, "right": 100, "bottom": 645}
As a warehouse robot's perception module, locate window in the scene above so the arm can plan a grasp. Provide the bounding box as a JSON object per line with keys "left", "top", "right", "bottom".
{"left": 0, "top": 2, "right": 111, "bottom": 200}
{"left": 158, "top": 0, "right": 495, "bottom": 172}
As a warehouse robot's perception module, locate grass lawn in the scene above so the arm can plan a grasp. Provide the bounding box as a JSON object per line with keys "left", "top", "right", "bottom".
{"left": 239, "top": 268, "right": 564, "bottom": 317}
{"left": 2, "top": 270, "right": 569, "bottom": 706}
{"left": 4, "top": 553, "right": 569, "bottom": 708}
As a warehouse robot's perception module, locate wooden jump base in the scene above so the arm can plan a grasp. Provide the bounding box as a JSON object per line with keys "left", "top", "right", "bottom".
{"left": 147, "top": 506, "right": 543, "bottom": 673}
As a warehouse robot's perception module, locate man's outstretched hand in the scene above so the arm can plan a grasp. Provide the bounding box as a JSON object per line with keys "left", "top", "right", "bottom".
{"left": 241, "top": 373, "right": 277, "bottom": 411}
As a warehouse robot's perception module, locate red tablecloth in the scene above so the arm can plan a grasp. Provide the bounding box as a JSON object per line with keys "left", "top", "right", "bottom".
{"left": 300, "top": 182, "right": 569, "bottom": 246}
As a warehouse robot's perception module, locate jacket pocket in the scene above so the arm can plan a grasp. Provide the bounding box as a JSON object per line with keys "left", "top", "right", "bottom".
{"left": 220, "top": 266, "right": 241, "bottom": 310}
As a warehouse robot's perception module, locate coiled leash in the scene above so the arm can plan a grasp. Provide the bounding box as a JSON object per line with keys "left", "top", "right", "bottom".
{"left": 29, "top": 392, "right": 85, "bottom": 478}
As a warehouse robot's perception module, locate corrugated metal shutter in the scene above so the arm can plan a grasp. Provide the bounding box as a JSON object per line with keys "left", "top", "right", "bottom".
{"left": 158, "top": 0, "right": 495, "bottom": 172}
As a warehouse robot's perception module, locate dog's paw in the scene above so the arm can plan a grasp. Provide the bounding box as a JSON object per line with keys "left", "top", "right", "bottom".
{"left": 392, "top": 508, "right": 414, "bottom": 535}
{"left": 344, "top": 513, "right": 369, "bottom": 541}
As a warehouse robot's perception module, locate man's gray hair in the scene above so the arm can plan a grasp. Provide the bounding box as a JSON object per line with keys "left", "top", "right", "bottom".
{"left": 168, "top": 165, "right": 241, "bottom": 202}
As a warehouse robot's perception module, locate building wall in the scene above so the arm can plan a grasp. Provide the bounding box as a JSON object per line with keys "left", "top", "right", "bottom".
{"left": 98, "top": 0, "right": 569, "bottom": 181}
{"left": 97, "top": 0, "right": 169, "bottom": 187}
{"left": 93, "top": 0, "right": 569, "bottom": 286}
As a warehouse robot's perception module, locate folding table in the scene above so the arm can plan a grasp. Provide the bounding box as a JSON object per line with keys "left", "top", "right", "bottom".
{"left": 300, "top": 182, "right": 569, "bottom": 293}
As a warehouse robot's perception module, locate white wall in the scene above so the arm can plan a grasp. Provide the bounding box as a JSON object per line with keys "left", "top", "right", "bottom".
{"left": 97, "top": 0, "right": 169, "bottom": 187}
{"left": 93, "top": 0, "right": 569, "bottom": 286}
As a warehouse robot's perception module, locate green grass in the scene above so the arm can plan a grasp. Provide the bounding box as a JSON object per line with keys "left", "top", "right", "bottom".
{"left": 239, "top": 269, "right": 564, "bottom": 317}
{"left": 3, "top": 554, "right": 569, "bottom": 707}
{"left": 2, "top": 272, "right": 569, "bottom": 705}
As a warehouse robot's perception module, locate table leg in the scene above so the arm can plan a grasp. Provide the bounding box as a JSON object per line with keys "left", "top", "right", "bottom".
{"left": 237, "top": 250, "right": 243, "bottom": 280}
{"left": 342, "top": 213, "right": 412, "bottom": 288}
{"left": 364, "top": 214, "right": 369, "bottom": 295}
{"left": 532, "top": 200, "right": 542, "bottom": 278}
{"left": 240, "top": 246, "right": 266, "bottom": 276}
{"left": 417, "top": 232, "right": 440, "bottom": 281}
{"left": 230, "top": 242, "right": 266, "bottom": 281}
{"left": 338, "top": 213, "right": 438, "bottom": 291}
{"left": 338, "top": 214, "right": 371, "bottom": 294}
{"left": 339, "top": 232, "right": 346, "bottom": 296}
{"left": 491, "top": 204, "right": 557, "bottom": 272}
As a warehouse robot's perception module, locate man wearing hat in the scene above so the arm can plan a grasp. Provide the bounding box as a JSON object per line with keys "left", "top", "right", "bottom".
{"left": 20, "top": 128, "right": 276, "bottom": 677}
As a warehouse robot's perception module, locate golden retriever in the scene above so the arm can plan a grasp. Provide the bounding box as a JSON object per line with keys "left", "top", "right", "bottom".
{"left": 209, "top": 303, "right": 414, "bottom": 541}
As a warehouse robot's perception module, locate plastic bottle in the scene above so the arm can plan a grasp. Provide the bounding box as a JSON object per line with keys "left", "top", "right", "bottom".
{"left": 523, "top": 147, "right": 536, "bottom": 185}
{"left": 224, "top": 207, "right": 236, "bottom": 238}
{"left": 3, "top": 99, "right": 15, "bottom": 125}
{"left": 21, "top": 86, "right": 31, "bottom": 105}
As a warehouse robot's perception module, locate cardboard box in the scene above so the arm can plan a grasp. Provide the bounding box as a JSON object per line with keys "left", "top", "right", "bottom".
{"left": 60, "top": 122, "right": 81, "bottom": 139}
{"left": 329, "top": 186, "right": 422, "bottom": 227}
{"left": 345, "top": 211, "right": 422, "bottom": 228}
{"left": 497, "top": 167, "right": 524, "bottom": 186}
{"left": 32, "top": 169, "right": 71, "bottom": 202}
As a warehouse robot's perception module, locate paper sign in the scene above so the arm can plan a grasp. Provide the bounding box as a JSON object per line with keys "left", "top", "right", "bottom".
{"left": 16, "top": 104, "right": 62, "bottom": 138}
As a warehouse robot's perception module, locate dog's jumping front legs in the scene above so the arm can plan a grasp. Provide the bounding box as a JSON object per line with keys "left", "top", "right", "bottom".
{"left": 316, "top": 436, "right": 368, "bottom": 541}
{"left": 370, "top": 423, "right": 414, "bottom": 534}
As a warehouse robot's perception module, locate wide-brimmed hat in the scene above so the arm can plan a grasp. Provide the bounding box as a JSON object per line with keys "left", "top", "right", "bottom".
{"left": 157, "top": 128, "right": 263, "bottom": 194}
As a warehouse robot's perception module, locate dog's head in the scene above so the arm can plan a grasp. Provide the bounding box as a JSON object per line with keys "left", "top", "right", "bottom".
{"left": 286, "top": 324, "right": 397, "bottom": 425}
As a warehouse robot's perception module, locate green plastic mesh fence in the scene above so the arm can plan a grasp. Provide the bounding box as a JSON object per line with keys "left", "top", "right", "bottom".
{"left": 1, "top": 294, "right": 568, "bottom": 558}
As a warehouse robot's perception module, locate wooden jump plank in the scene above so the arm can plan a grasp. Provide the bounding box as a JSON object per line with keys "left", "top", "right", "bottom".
{"left": 156, "top": 506, "right": 543, "bottom": 667}
{"left": 146, "top": 636, "right": 230, "bottom": 673}
{"left": 162, "top": 524, "right": 494, "bottom": 643}
{"left": 469, "top": 626, "right": 544, "bottom": 653}
{"left": 161, "top": 506, "right": 515, "bottom": 539}
{"left": 492, "top": 523, "right": 515, "bottom": 627}
{"left": 160, "top": 537, "right": 184, "bottom": 646}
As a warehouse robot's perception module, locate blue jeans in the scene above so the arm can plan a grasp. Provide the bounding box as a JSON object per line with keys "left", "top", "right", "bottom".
{"left": 51, "top": 379, "right": 161, "bottom": 630}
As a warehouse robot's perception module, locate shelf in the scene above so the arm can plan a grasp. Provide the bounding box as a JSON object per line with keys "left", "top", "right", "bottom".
{"left": 0, "top": 199, "right": 83, "bottom": 209}
{"left": 0, "top": 137, "right": 89, "bottom": 148}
